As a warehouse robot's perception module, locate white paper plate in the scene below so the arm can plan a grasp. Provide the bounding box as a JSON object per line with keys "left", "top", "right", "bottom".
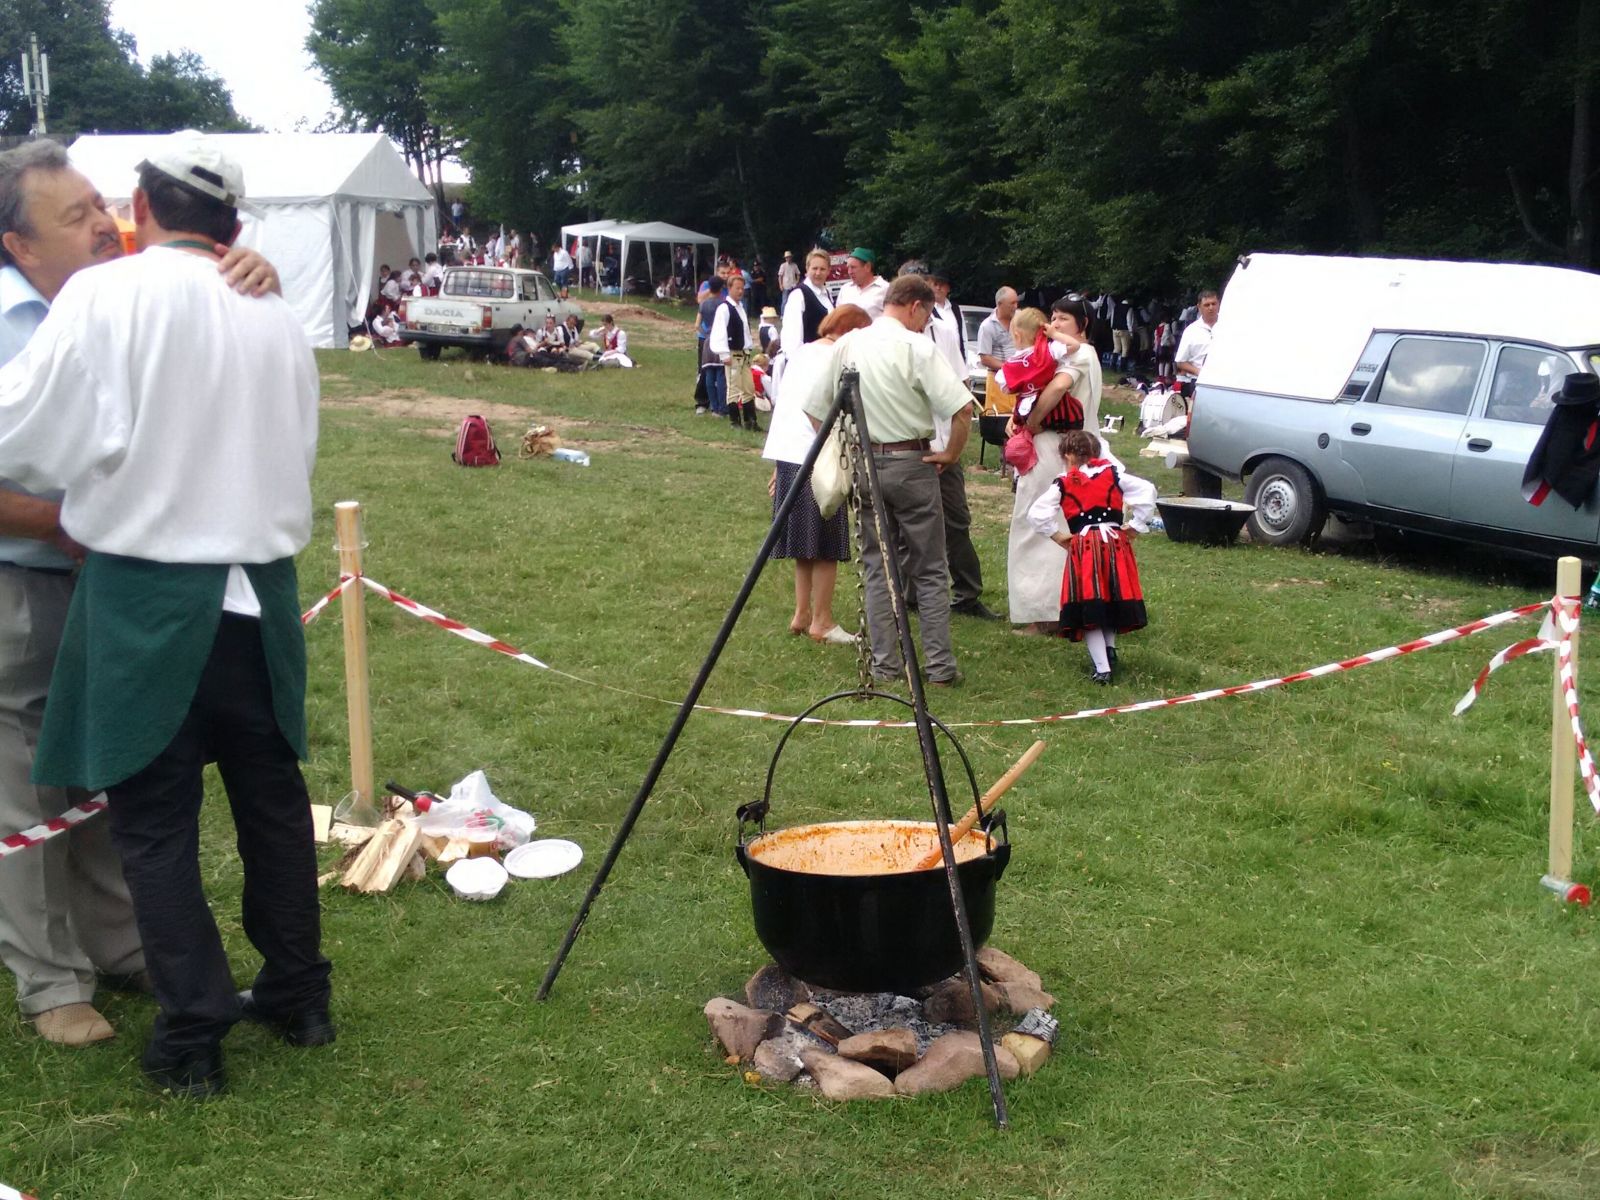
{"left": 505, "top": 839, "right": 584, "bottom": 880}
{"left": 445, "top": 856, "right": 508, "bottom": 901}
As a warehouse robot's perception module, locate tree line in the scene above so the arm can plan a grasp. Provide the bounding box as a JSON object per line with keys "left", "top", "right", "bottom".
{"left": 0, "top": 1, "right": 253, "bottom": 140}
{"left": 4, "top": 1, "right": 1592, "bottom": 301}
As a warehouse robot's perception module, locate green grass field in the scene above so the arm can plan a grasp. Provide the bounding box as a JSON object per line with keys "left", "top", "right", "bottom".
{"left": 4, "top": 323, "right": 1599, "bottom": 1199}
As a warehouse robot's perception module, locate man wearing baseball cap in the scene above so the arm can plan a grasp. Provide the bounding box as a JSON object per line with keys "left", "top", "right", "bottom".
{"left": 0, "top": 139, "right": 281, "bottom": 1053}
{"left": 0, "top": 130, "right": 330, "bottom": 1098}
{"left": 837, "top": 246, "right": 889, "bottom": 319}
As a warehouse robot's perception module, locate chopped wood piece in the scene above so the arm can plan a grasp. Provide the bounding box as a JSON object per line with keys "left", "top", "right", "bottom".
{"left": 786, "top": 1002, "right": 852, "bottom": 1047}
{"left": 329, "top": 821, "right": 376, "bottom": 848}
{"left": 436, "top": 837, "right": 471, "bottom": 865}
{"left": 1001, "top": 1031, "right": 1052, "bottom": 1076}
{"left": 418, "top": 833, "right": 449, "bottom": 862}
{"left": 316, "top": 869, "right": 340, "bottom": 888}
{"left": 359, "top": 818, "right": 425, "bottom": 894}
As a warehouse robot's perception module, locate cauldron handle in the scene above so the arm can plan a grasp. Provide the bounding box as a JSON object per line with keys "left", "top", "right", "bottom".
{"left": 740, "top": 689, "right": 981, "bottom": 832}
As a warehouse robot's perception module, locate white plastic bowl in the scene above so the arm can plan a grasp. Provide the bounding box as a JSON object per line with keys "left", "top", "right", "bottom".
{"left": 445, "top": 857, "right": 508, "bottom": 901}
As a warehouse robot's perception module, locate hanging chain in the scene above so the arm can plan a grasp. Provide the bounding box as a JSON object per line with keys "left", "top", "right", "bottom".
{"left": 842, "top": 408, "right": 874, "bottom": 691}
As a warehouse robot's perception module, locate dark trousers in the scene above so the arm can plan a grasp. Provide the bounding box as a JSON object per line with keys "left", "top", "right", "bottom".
{"left": 939, "top": 462, "right": 983, "bottom": 607}
{"left": 105, "top": 615, "right": 330, "bottom": 1056}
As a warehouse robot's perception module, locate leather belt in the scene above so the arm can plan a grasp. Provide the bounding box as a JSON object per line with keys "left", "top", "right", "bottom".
{"left": 870, "top": 439, "right": 931, "bottom": 453}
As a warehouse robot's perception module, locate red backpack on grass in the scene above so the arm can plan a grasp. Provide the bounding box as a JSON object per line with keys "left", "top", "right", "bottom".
{"left": 453, "top": 415, "right": 501, "bottom": 466}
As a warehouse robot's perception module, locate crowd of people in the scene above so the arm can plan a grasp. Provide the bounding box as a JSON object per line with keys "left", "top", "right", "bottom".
{"left": 753, "top": 246, "right": 1177, "bottom": 690}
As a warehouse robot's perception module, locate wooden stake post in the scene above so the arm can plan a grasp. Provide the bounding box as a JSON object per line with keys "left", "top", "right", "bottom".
{"left": 335, "top": 501, "right": 378, "bottom": 824}
{"left": 1544, "top": 556, "right": 1588, "bottom": 904}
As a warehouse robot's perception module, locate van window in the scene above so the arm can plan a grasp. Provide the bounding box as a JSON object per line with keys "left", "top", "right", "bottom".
{"left": 533, "top": 274, "right": 557, "bottom": 301}
{"left": 1485, "top": 345, "right": 1568, "bottom": 425}
{"left": 444, "top": 269, "right": 513, "bottom": 300}
{"left": 1372, "top": 338, "right": 1485, "bottom": 415}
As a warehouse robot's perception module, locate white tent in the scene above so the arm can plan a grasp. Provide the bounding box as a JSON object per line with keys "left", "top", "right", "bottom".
{"left": 617, "top": 221, "right": 717, "bottom": 291}
{"left": 558, "top": 218, "right": 718, "bottom": 293}
{"left": 558, "top": 218, "right": 634, "bottom": 284}
{"left": 69, "top": 133, "right": 438, "bottom": 348}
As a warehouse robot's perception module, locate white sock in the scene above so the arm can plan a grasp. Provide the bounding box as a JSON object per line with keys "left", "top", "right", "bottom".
{"left": 1085, "top": 628, "right": 1111, "bottom": 673}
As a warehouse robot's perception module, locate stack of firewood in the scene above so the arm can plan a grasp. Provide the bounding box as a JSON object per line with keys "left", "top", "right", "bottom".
{"left": 314, "top": 797, "right": 481, "bottom": 894}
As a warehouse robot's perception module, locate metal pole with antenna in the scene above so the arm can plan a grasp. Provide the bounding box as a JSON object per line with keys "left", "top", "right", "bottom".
{"left": 21, "top": 33, "right": 49, "bottom": 137}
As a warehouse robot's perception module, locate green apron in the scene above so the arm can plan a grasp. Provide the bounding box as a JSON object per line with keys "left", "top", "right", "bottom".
{"left": 33, "top": 553, "right": 308, "bottom": 790}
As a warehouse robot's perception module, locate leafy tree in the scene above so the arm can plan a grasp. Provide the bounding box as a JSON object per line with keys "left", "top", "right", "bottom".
{"left": 0, "top": 0, "right": 148, "bottom": 136}
{"left": 307, "top": 0, "right": 452, "bottom": 200}
{"left": 141, "top": 51, "right": 255, "bottom": 133}
{"left": 425, "top": 0, "right": 578, "bottom": 241}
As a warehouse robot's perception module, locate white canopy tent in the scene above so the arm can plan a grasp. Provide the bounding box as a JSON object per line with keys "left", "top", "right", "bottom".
{"left": 617, "top": 221, "right": 717, "bottom": 292}
{"left": 558, "top": 218, "right": 718, "bottom": 293}
{"left": 69, "top": 132, "right": 437, "bottom": 348}
{"left": 557, "top": 219, "right": 633, "bottom": 284}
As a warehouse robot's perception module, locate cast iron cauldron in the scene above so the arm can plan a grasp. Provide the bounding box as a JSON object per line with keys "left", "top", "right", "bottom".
{"left": 1156, "top": 495, "right": 1256, "bottom": 546}
{"left": 734, "top": 692, "right": 1011, "bottom": 993}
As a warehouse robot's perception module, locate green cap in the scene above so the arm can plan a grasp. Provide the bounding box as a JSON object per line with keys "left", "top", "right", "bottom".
{"left": 848, "top": 246, "right": 876, "bottom": 265}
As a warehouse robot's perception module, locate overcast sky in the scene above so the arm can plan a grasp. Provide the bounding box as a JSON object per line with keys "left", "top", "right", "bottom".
{"left": 108, "top": 0, "right": 337, "bottom": 133}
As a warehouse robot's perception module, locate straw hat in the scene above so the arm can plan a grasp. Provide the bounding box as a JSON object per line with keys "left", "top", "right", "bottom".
{"left": 349, "top": 334, "right": 374, "bottom": 352}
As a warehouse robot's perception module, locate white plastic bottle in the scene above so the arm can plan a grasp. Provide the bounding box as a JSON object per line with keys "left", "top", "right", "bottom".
{"left": 551, "top": 447, "right": 590, "bottom": 466}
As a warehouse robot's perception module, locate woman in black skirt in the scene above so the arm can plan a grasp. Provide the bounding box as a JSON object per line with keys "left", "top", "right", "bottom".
{"left": 761, "top": 303, "right": 873, "bottom": 644}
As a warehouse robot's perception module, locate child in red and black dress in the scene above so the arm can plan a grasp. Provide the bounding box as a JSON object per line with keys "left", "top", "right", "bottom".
{"left": 1026, "top": 429, "right": 1157, "bottom": 683}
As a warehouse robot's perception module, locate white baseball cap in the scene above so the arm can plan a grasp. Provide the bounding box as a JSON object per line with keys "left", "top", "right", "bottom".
{"left": 136, "top": 130, "right": 258, "bottom": 215}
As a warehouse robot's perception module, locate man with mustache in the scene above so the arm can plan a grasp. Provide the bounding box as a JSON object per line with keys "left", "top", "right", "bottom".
{"left": 0, "top": 139, "right": 278, "bottom": 1050}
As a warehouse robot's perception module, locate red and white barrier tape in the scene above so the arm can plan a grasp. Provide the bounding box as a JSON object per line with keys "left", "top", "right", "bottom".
{"left": 1553, "top": 599, "right": 1600, "bottom": 815}
{"left": 1, "top": 1182, "right": 38, "bottom": 1200}
{"left": 1453, "top": 633, "right": 1553, "bottom": 715}
{"left": 354, "top": 573, "right": 1546, "bottom": 729}
{"left": 0, "top": 798, "right": 109, "bottom": 861}
{"left": 358, "top": 577, "right": 549, "bottom": 668}
{"left": 0, "top": 588, "right": 1557, "bottom": 857}
{"left": 302, "top": 574, "right": 356, "bottom": 626}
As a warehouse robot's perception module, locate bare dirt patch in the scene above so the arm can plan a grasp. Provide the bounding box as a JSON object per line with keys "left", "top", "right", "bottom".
{"left": 322, "top": 387, "right": 539, "bottom": 426}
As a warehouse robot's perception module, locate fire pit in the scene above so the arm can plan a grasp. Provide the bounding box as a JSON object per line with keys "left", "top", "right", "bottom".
{"left": 735, "top": 693, "right": 1011, "bottom": 994}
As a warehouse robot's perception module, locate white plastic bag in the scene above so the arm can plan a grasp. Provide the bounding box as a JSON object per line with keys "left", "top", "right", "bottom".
{"left": 418, "top": 770, "right": 536, "bottom": 850}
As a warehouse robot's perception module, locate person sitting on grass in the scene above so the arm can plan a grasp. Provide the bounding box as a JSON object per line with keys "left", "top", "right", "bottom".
{"left": 595, "top": 314, "right": 634, "bottom": 368}
{"left": 370, "top": 305, "right": 403, "bottom": 347}
{"left": 1026, "top": 429, "right": 1156, "bottom": 683}
{"left": 503, "top": 324, "right": 535, "bottom": 366}
{"left": 533, "top": 314, "right": 570, "bottom": 363}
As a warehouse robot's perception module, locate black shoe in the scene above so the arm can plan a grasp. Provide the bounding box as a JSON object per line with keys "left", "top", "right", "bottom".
{"left": 141, "top": 1042, "right": 226, "bottom": 1100}
{"left": 927, "top": 671, "right": 965, "bottom": 688}
{"left": 1091, "top": 670, "right": 1113, "bottom": 685}
{"left": 238, "top": 990, "right": 336, "bottom": 1047}
{"left": 1107, "top": 646, "right": 1118, "bottom": 668}
{"left": 952, "top": 600, "right": 1002, "bottom": 621}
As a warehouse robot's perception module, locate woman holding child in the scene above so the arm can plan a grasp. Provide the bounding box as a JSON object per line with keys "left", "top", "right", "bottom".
{"left": 1000, "top": 296, "right": 1102, "bottom": 635}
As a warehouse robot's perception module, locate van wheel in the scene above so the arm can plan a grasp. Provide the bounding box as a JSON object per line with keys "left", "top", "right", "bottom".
{"left": 1246, "top": 458, "right": 1323, "bottom": 546}
{"left": 418, "top": 343, "right": 442, "bottom": 361}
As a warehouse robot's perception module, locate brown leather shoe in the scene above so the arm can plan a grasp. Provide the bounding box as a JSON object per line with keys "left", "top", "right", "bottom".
{"left": 32, "top": 1002, "right": 115, "bottom": 1046}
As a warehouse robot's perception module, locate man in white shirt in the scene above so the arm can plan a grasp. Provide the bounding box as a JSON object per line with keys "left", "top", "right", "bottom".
{"left": 924, "top": 267, "right": 997, "bottom": 621}
{"left": 836, "top": 246, "right": 889, "bottom": 319}
{"left": 776, "top": 249, "right": 800, "bottom": 297}
{"left": 976, "top": 286, "right": 1018, "bottom": 413}
{"left": 0, "top": 131, "right": 330, "bottom": 1099}
{"left": 0, "top": 140, "right": 280, "bottom": 1052}
{"left": 1174, "top": 288, "right": 1220, "bottom": 394}
{"left": 709, "top": 271, "right": 758, "bottom": 430}
{"left": 551, "top": 243, "right": 573, "bottom": 290}
{"left": 801, "top": 274, "right": 971, "bottom": 685}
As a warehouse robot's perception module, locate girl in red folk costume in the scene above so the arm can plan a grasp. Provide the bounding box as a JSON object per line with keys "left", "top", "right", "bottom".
{"left": 1026, "top": 429, "right": 1157, "bottom": 683}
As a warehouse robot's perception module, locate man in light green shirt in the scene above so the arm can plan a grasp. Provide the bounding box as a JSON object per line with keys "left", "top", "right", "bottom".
{"left": 801, "top": 274, "right": 971, "bottom": 684}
